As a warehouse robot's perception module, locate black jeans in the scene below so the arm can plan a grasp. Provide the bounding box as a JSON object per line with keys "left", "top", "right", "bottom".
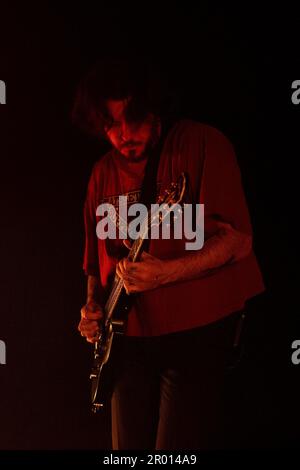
{"left": 110, "top": 311, "right": 242, "bottom": 450}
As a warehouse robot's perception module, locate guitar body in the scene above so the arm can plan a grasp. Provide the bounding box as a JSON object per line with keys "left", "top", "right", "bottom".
{"left": 90, "top": 281, "right": 133, "bottom": 412}
{"left": 90, "top": 322, "right": 114, "bottom": 412}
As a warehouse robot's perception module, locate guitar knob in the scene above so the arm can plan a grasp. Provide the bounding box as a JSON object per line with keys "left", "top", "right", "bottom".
{"left": 92, "top": 403, "right": 103, "bottom": 413}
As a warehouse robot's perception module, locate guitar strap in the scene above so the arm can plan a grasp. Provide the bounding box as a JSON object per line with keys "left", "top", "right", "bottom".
{"left": 137, "top": 118, "right": 171, "bottom": 251}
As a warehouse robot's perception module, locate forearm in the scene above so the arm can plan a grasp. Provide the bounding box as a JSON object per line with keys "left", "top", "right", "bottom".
{"left": 162, "top": 224, "right": 252, "bottom": 285}
{"left": 86, "top": 275, "right": 102, "bottom": 304}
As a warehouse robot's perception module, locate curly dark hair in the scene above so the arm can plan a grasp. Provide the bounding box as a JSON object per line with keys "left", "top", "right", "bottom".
{"left": 71, "top": 58, "right": 175, "bottom": 138}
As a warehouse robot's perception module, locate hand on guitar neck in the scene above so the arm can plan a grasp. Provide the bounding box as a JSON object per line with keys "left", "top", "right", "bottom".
{"left": 78, "top": 300, "right": 104, "bottom": 344}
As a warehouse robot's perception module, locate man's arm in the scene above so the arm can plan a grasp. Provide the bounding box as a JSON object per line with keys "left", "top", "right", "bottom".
{"left": 86, "top": 275, "right": 102, "bottom": 303}
{"left": 116, "top": 222, "right": 252, "bottom": 293}
{"left": 78, "top": 275, "right": 104, "bottom": 343}
{"left": 79, "top": 164, "right": 105, "bottom": 342}
{"left": 161, "top": 222, "right": 252, "bottom": 285}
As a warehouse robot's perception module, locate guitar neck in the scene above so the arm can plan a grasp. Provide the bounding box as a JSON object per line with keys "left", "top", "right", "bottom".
{"left": 103, "top": 172, "right": 186, "bottom": 326}
{"left": 104, "top": 236, "right": 145, "bottom": 325}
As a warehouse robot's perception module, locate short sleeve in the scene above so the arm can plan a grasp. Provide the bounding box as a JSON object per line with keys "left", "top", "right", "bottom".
{"left": 200, "top": 126, "right": 253, "bottom": 238}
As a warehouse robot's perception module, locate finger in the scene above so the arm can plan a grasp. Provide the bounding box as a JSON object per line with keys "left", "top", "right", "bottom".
{"left": 86, "top": 334, "right": 100, "bottom": 343}
{"left": 116, "top": 263, "right": 127, "bottom": 279}
{"left": 125, "top": 261, "right": 138, "bottom": 273}
{"left": 79, "top": 318, "right": 99, "bottom": 327}
{"left": 86, "top": 301, "right": 102, "bottom": 313}
{"left": 125, "top": 264, "right": 147, "bottom": 280}
{"left": 82, "top": 331, "right": 100, "bottom": 341}
{"left": 82, "top": 311, "right": 102, "bottom": 320}
{"left": 123, "top": 278, "right": 135, "bottom": 295}
{"left": 81, "top": 307, "right": 102, "bottom": 320}
{"left": 116, "top": 258, "right": 130, "bottom": 279}
{"left": 79, "top": 320, "right": 99, "bottom": 333}
{"left": 79, "top": 327, "right": 99, "bottom": 338}
{"left": 81, "top": 326, "right": 100, "bottom": 340}
{"left": 120, "top": 270, "right": 145, "bottom": 283}
{"left": 125, "top": 282, "right": 139, "bottom": 293}
{"left": 79, "top": 319, "right": 99, "bottom": 329}
{"left": 122, "top": 257, "right": 133, "bottom": 272}
{"left": 87, "top": 327, "right": 100, "bottom": 337}
{"left": 117, "top": 259, "right": 127, "bottom": 275}
{"left": 123, "top": 277, "right": 145, "bottom": 294}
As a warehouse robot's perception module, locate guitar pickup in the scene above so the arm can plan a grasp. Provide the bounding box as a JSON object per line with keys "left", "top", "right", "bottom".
{"left": 111, "top": 319, "right": 126, "bottom": 334}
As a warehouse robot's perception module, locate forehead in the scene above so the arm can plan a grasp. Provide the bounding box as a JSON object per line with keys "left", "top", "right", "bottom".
{"left": 106, "top": 98, "right": 131, "bottom": 120}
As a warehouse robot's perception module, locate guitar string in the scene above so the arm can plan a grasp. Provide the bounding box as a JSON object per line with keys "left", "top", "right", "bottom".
{"left": 103, "top": 178, "right": 185, "bottom": 322}
{"left": 104, "top": 201, "right": 176, "bottom": 321}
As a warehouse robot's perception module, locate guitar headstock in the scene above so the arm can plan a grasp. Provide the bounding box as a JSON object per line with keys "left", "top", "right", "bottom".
{"left": 148, "top": 172, "right": 187, "bottom": 229}
{"left": 157, "top": 172, "right": 186, "bottom": 206}
{"left": 127, "top": 172, "right": 187, "bottom": 261}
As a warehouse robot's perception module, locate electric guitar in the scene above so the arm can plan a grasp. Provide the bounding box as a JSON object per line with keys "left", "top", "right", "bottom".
{"left": 90, "top": 172, "right": 186, "bottom": 412}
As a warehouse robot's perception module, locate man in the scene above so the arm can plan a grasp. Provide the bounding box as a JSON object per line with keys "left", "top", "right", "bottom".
{"left": 73, "top": 59, "right": 265, "bottom": 449}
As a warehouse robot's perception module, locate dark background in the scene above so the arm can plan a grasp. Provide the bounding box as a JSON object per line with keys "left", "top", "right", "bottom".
{"left": 0, "top": 3, "right": 299, "bottom": 450}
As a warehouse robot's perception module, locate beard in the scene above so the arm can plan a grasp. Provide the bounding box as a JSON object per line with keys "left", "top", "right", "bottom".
{"left": 126, "top": 148, "right": 143, "bottom": 161}
{"left": 119, "top": 118, "right": 161, "bottom": 162}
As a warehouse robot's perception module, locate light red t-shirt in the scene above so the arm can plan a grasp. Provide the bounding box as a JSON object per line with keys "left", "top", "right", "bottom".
{"left": 83, "top": 120, "right": 265, "bottom": 336}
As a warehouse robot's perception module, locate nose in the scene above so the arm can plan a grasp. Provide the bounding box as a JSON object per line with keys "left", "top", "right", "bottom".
{"left": 120, "top": 121, "right": 135, "bottom": 142}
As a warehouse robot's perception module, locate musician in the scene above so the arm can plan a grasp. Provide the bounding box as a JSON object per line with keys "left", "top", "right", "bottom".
{"left": 73, "top": 59, "right": 265, "bottom": 449}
